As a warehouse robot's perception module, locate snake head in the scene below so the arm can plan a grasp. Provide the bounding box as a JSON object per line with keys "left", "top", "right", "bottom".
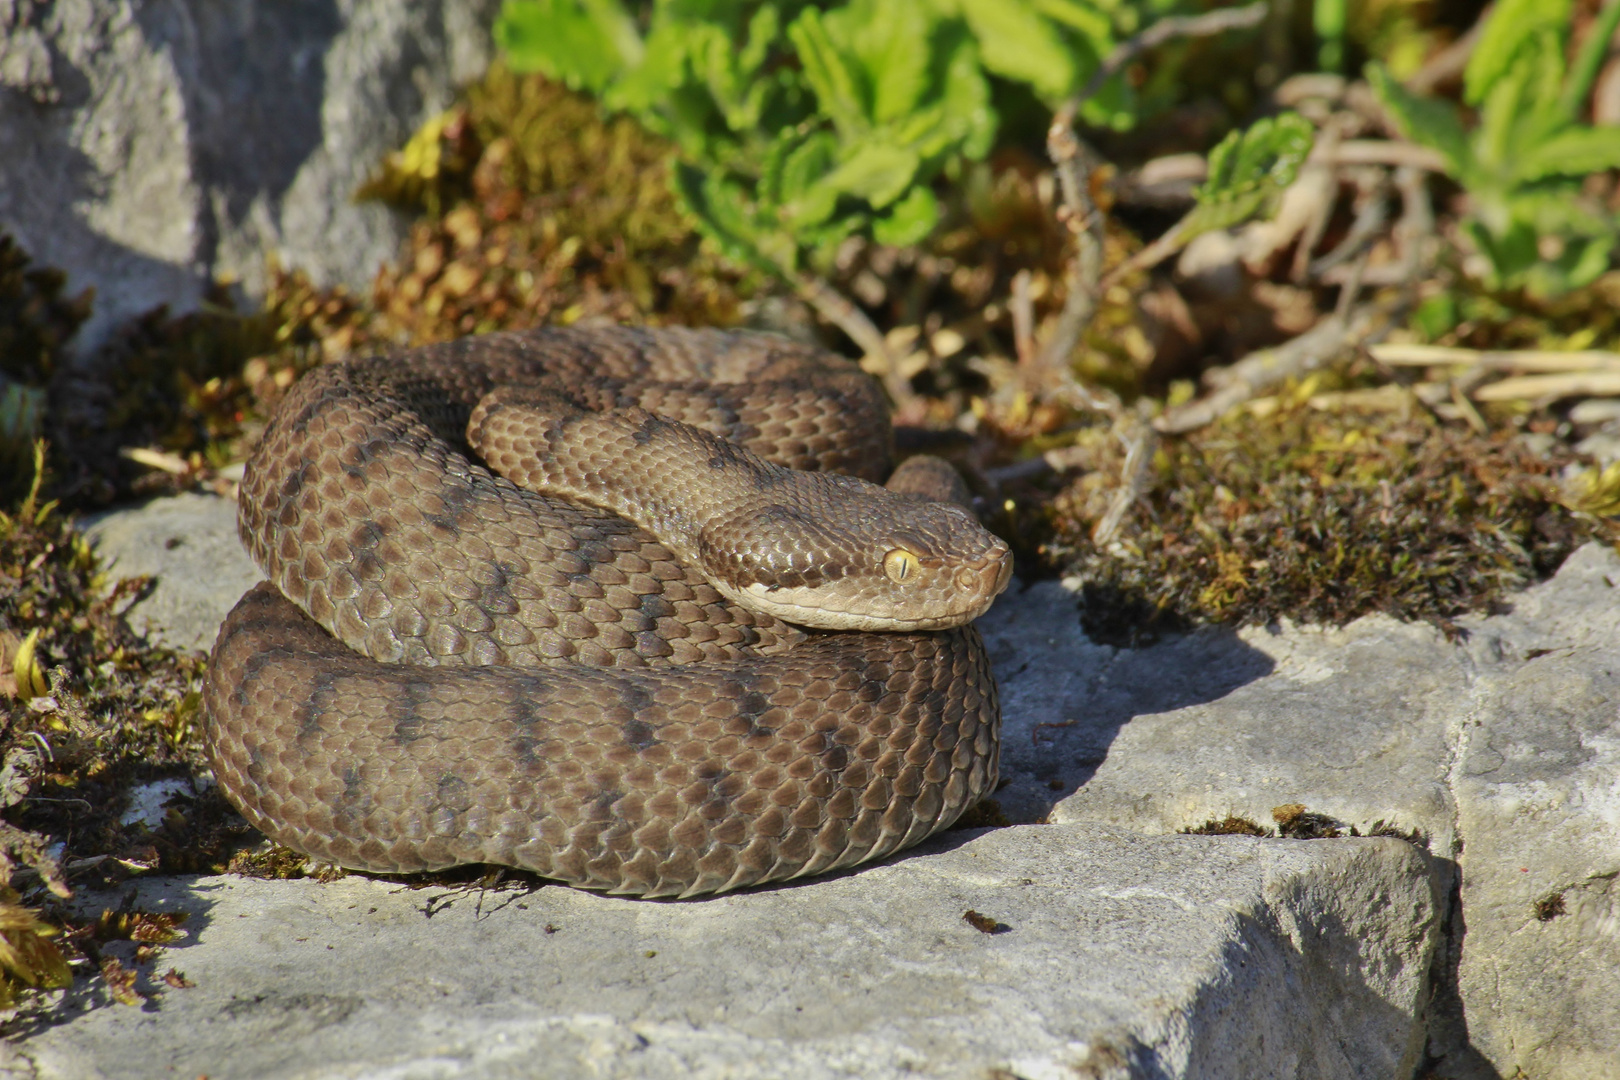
{"left": 701, "top": 474, "right": 1012, "bottom": 632}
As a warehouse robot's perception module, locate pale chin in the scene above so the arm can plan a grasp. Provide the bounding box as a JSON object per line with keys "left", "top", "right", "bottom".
{"left": 713, "top": 579, "right": 987, "bottom": 632}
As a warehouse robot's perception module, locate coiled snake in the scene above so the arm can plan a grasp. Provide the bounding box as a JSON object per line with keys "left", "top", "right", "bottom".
{"left": 203, "top": 327, "right": 1009, "bottom": 897}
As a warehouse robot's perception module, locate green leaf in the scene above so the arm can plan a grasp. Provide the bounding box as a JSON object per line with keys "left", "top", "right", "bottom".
{"left": 788, "top": 183, "right": 842, "bottom": 232}
{"left": 672, "top": 163, "right": 791, "bottom": 273}
{"left": 494, "top": 0, "right": 640, "bottom": 93}
{"left": 1412, "top": 293, "right": 1458, "bottom": 340}
{"left": 1460, "top": 217, "right": 1538, "bottom": 289}
{"left": 1197, "top": 113, "right": 1315, "bottom": 204}
{"left": 1464, "top": 0, "right": 1570, "bottom": 106}
{"left": 1517, "top": 127, "right": 1620, "bottom": 182}
{"left": 872, "top": 185, "right": 939, "bottom": 246}
{"left": 1366, "top": 64, "right": 1469, "bottom": 177}
{"left": 1509, "top": 185, "right": 1619, "bottom": 243}
{"left": 1239, "top": 114, "right": 1312, "bottom": 188}
{"left": 778, "top": 132, "right": 839, "bottom": 200}
{"left": 788, "top": 7, "right": 869, "bottom": 138}
{"left": 833, "top": 0, "right": 934, "bottom": 125}
{"left": 820, "top": 142, "right": 920, "bottom": 207}
{"left": 957, "top": 0, "right": 1076, "bottom": 102}
{"left": 690, "top": 22, "right": 756, "bottom": 130}
{"left": 934, "top": 30, "right": 996, "bottom": 160}
{"left": 800, "top": 212, "right": 869, "bottom": 272}
{"left": 1562, "top": 234, "right": 1617, "bottom": 291}
{"left": 602, "top": 19, "right": 688, "bottom": 113}
{"left": 1562, "top": 0, "right": 1620, "bottom": 121}
{"left": 1474, "top": 52, "right": 1535, "bottom": 173}
{"left": 1184, "top": 113, "right": 1315, "bottom": 236}
{"left": 1030, "top": 0, "right": 1113, "bottom": 50}
{"left": 776, "top": 132, "right": 842, "bottom": 226}
{"left": 1514, "top": 31, "right": 1573, "bottom": 140}
{"left": 739, "top": 5, "right": 780, "bottom": 78}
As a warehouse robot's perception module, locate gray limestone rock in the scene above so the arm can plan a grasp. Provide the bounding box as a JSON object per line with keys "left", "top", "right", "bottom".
{"left": 1447, "top": 549, "right": 1620, "bottom": 1079}
{"left": 0, "top": 0, "right": 497, "bottom": 352}
{"left": 10, "top": 824, "right": 1436, "bottom": 1080}
{"left": 978, "top": 544, "right": 1620, "bottom": 1079}
{"left": 81, "top": 491, "right": 262, "bottom": 653}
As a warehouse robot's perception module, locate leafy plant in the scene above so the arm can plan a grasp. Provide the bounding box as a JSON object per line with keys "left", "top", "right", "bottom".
{"left": 1188, "top": 112, "right": 1315, "bottom": 236}
{"left": 1369, "top": 0, "right": 1620, "bottom": 297}
{"left": 494, "top": 0, "right": 1175, "bottom": 277}
{"left": 1102, "top": 111, "right": 1315, "bottom": 284}
{"left": 0, "top": 889, "right": 70, "bottom": 1007}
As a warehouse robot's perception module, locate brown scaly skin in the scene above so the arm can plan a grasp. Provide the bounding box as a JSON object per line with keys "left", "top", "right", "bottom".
{"left": 205, "top": 326, "right": 1006, "bottom": 897}
{"left": 467, "top": 386, "right": 1011, "bottom": 631}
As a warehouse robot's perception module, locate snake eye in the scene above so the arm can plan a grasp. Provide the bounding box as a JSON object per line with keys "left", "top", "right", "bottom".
{"left": 883, "top": 547, "right": 920, "bottom": 584}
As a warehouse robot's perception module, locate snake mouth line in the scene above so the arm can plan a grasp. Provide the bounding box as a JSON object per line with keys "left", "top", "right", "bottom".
{"left": 727, "top": 565, "right": 1011, "bottom": 632}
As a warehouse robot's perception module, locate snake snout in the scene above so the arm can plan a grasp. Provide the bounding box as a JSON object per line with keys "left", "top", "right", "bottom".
{"left": 958, "top": 540, "right": 1014, "bottom": 599}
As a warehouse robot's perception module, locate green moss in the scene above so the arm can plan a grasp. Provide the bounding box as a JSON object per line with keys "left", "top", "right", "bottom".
{"left": 1270, "top": 803, "right": 1346, "bottom": 840}
{"left": 1183, "top": 815, "right": 1269, "bottom": 837}
{"left": 361, "top": 61, "right": 755, "bottom": 343}
{"left": 1046, "top": 392, "right": 1616, "bottom": 642}
{"left": 0, "top": 236, "right": 91, "bottom": 504}
{"left": 226, "top": 845, "right": 314, "bottom": 881}
{"left": 1, "top": 448, "right": 211, "bottom": 887}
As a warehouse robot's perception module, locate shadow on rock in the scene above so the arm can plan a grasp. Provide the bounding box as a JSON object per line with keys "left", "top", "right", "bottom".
{"left": 2, "top": 875, "right": 227, "bottom": 1038}
{"left": 978, "top": 579, "right": 1276, "bottom": 824}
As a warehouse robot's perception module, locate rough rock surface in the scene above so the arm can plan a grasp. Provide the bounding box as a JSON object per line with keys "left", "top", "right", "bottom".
{"left": 1445, "top": 552, "right": 1620, "bottom": 1080}
{"left": 0, "top": 0, "right": 497, "bottom": 350}
{"left": 82, "top": 491, "right": 264, "bottom": 652}
{"left": 57, "top": 493, "right": 1620, "bottom": 1076}
{"left": 977, "top": 544, "right": 1620, "bottom": 1080}
{"left": 9, "top": 825, "right": 1436, "bottom": 1080}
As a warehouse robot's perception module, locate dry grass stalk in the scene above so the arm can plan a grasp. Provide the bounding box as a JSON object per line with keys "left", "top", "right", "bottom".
{"left": 1326, "top": 141, "right": 1449, "bottom": 172}
{"left": 1369, "top": 345, "right": 1620, "bottom": 372}
{"left": 1156, "top": 302, "right": 1396, "bottom": 434}
{"left": 1473, "top": 373, "right": 1620, "bottom": 401}
{"left": 793, "top": 273, "right": 913, "bottom": 412}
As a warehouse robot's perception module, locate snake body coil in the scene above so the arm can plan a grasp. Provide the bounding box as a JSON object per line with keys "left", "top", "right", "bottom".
{"left": 204, "top": 327, "right": 1007, "bottom": 897}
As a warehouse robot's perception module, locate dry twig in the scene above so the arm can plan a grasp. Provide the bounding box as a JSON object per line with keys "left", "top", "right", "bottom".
{"left": 1035, "top": 108, "right": 1107, "bottom": 389}
{"left": 1092, "top": 420, "right": 1159, "bottom": 548}
{"left": 1309, "top": 173, "right": 1389, "bottom": 279}
{"left": 1327, "top": 141, "right": 1449, "bottom": 172}
{"left": 1034, "top": 0, "right": 1270, "bottom": 390}
{"left": 1472, "top": 373, "right": 1620, "bottom": 401}
{"left": 1099, "top": 218, "right": 1190, "bottom": 293}
{"left": 1155, "top": 300, "right": 1397, "bottom": 434}
{"left": 793, "top": 273, "right": 914, "bottom": 410}
{"left": 1389, "top": 165, "right": 1436, "bottom": 284}
{"left": 1286, "top": 134, "right": 1342, "bottom": 282}
{"left": 1010, "top": 269, "right": 1036, "bottom": 367}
